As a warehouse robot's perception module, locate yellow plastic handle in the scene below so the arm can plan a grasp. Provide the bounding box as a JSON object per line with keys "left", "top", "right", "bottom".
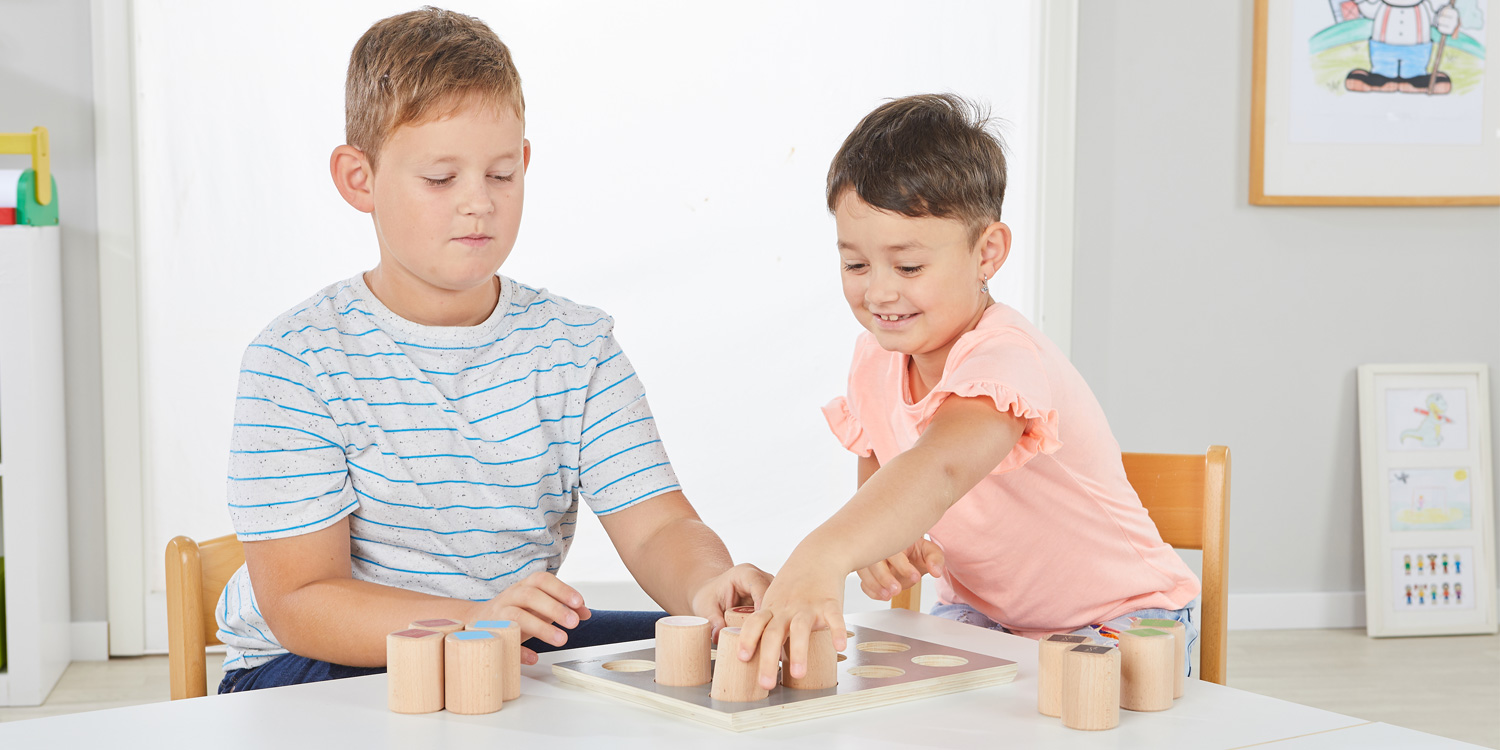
{"left": 0, "top": 126, "right": 52, "bottom": 205}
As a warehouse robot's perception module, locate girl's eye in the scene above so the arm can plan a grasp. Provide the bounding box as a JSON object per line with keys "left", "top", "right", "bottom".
{"left": 422, "top": 176, "right": 454, "bottom": 186}
{"left": 898, "top": 265, "right": 923, "bottom": 274}
{"left": 842, "top": 262, "right": 867, "bottom": 272}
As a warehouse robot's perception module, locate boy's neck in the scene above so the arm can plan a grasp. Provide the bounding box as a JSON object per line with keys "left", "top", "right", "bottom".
{"left": 364, "top": 265, "right": 501, "bottom": 327}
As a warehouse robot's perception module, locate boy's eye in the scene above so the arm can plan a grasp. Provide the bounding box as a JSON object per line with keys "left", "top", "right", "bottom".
{"left": 842, "top": 262, "right": 867, "bottom": 272}
{"left": 421, "top": 176, "right": 454, "bottom": 186}
{"left": 489, "top": 174, "right": 515, "bottom": 182}
{"left": 898, "top": 265, "right": 923, "bottom": 274}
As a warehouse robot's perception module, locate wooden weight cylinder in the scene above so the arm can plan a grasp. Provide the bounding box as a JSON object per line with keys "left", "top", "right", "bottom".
{"left": 1136, "top": 618, "right": 1186, "bottom": 698}
{"left": 410, "top": 618, "right": 464, "bottom": 634}
{"left": 724, "top": 606, "right": 756, "bottom": 628}
{"left": 710, "top": 628, "right": 770, "bottom": 702}
{"left": 387, "top": 628, "right": 444, "bottom": 714}
{"left": 469, "top": 619, "right": 523, "bottom": 700}
{"left": 655, "top": 615, "right": 713, "bottom": 687}
{"left": 781, "top": 627, "right": 838, "bottom": 690}
{"left": 1119, "top": 628, "right": 1175, "bottom": 712}
{"left": 1038, "top": 634, "right": 1091, "bottom": 717}
{"left": 1061, "top": 644, "right": 1120, "bottom": 731}
{"left": 444, "top": 631, "right": 504, "bottom": 715}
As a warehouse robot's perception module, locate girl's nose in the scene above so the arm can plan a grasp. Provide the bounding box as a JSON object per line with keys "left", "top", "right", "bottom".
{"left": 866, "top": 272, "right": 900, "bottom": 305}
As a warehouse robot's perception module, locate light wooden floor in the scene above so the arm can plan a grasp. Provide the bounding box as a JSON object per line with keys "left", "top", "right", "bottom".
{"left": 2, "top": 629, "right": 1497, "bottom": 746}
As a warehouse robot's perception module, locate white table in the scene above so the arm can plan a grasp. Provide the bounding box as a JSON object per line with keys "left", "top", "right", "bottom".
{"left": 0, "top": 610, "right": 1482, "bottom": 748}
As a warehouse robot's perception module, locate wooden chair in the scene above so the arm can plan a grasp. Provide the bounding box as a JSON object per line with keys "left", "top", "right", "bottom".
{"left": 165, "top": 534, "right": 245, "bottom": 699}
{"left": 891, "top": 446, "right": 1231, "bottom": 685}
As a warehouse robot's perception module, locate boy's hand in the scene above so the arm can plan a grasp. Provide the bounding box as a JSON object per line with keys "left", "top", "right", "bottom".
{"left": 472, "top": 571, "right": 591, "bottom": 665}
{"left": 855, "top": 538, "right": 946, "bottom": 601}
{"left": 689, "top": 563, "right": 773, "bottom": 638}
{"left": 734, "top": 566, "right": 848, "bottom": 691}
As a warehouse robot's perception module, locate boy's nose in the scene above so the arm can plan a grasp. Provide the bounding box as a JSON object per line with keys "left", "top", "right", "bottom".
{"left": 459, "top": 178, "right": 496, "bottom": 216}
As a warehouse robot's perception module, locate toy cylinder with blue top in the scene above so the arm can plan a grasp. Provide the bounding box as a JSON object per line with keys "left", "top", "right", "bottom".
{"left": 469, "top": 619, "right": 522, "bottom": 700}
{"left": 445, "top": 630, "right": 504, "bottom": 714}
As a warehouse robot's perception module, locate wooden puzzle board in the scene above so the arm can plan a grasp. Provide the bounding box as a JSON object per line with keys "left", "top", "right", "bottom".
{"left": 552, "top": 624, "right": 1017, "bottom": 731}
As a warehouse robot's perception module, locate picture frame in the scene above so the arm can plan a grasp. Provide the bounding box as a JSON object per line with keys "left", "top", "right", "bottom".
{"left": 1358, "top": 363, "right": 1497, "bottom": 637}
{"left": 1251, "top": 0, "right": 1500, "bottom": 206}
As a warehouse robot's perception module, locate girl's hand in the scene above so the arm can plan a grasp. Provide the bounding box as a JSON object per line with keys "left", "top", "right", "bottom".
{"left": 856, "top": 538, "right": 946, "bottom": 601}
{"left": 471, "top": 571, "right": 591, "bottom": 665}
{"left": 734, "top": 566, "right": 848, "bottom": 691}
{"left": 689, "top": 563, "right": 773, "bottom": 639}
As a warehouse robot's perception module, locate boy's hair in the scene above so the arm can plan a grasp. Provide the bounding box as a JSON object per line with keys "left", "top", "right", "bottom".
{"left": 345, "top": 6, "right": 524, "bottom": 168}
{"left": 826, "top": 94, "right": 1007, "bottom": 243}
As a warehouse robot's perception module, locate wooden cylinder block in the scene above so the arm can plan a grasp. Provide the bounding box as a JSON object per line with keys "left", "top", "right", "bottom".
{"left": 1061, "top": 644, "right": 1120, "bottom": 731}
{"left": 710, "top": 628, "right": 769, "bottom": 702}
{"left": 469, "top": 619, "right": 523, "bottom": 700}
{"left": 1119, "top": 628, "right": 1174, "bottom": 712}
{"left": 387, "top": 628, "right": 444, "bottom": 714}
{"left": 410, "top": 618, "right": 464, "bottom": 634}
{"left": 1038, "top": 634, "right": 1091, "bottom": 717}
{"left": 724, "top": 606, "right": 756, "bottom": 628}
{"left": 1137, "top": 618, "right": 1186, "bottom": 698}
{"left": 781, "top": 627, "right": 838, "bottom": 690}
{"left": 655, "top": 615, "right": 713, "bottom": 687}
{"left": 444, "top": 631, "right": 504, "bottom": 715}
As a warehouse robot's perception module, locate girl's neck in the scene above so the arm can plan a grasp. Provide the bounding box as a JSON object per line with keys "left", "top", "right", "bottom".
{"left": 906, "top": 298, "right": 994, "bottom": 403}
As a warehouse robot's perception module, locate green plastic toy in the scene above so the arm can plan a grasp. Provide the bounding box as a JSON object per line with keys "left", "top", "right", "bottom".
{"left": 16, "top": 169, "right": 58, "bottom": 226}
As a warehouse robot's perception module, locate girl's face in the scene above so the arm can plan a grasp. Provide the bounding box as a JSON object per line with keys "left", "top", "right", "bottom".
{"left": 834, "top": 193, "right": 1009, "bottom": 360}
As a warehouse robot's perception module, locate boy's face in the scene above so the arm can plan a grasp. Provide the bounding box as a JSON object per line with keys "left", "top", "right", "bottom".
{"left": 835, "top": 194, "right": 998, "bottom": 359}
{"left": 368, "top": 100, "right": 530, "bottom": 294}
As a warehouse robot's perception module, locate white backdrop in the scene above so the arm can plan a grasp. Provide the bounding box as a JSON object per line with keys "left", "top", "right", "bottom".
{"left": 131, "top": 1, "right": 1041, "bottom": 604}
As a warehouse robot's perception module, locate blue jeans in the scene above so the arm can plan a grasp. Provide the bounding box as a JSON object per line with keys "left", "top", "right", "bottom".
{"left": 930, "top": 601, "right": 1199, "bottom": 677}
{"left": 218, "top": 609, "right": 667, "bottom": 694}
{"left": 1369, "top": 40, "right": 1432, "bottom": 80}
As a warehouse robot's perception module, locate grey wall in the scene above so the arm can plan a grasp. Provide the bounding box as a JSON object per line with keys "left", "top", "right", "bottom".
{"left": 0, "top": 0, "right": 106, "bottom": 623}
{"left": 1073, "top": 1, "right": 1500, "bottom": 598}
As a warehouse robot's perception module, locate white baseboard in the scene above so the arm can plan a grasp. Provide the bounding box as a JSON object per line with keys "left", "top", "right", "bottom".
{"left": 70, "top": 621, "right": 110, "bottom": 661}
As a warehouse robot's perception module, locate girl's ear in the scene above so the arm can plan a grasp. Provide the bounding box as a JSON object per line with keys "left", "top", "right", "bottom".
{"left": 331, "top": 145, "right": 375, "bottom": 214}
{"left": 977, "top": 220, "right": 1012, "bottom": 278}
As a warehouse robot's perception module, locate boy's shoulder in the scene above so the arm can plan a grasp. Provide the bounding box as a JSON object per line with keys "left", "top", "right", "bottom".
{"left": 249, "top": 276, "right": 368, "bottom": 346}
{"left": 502, "top": 278, "right": 614, "bottom": 330}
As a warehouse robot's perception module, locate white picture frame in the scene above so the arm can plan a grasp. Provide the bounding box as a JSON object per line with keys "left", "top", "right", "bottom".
{"left": 1359, "top": 363, "right": 1498, "bottom": 637}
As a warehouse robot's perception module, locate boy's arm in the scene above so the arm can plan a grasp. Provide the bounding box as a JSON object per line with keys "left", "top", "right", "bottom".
{"left": 246, "top": 515, "right": 591, "bottom": 666}
{"left": 737, "top": 395, "right": 1025, "bottom": 689}
{"left": 597, "top": 490, "right": 771, "bottom": 633}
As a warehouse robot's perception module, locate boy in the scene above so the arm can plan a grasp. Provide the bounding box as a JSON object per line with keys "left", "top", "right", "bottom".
{"left": 215, "top": 7, "right": 768, "bottom": 692}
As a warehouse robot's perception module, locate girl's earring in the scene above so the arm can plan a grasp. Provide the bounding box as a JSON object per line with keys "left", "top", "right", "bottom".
{"left": 980, "top": 274, "right": 989, "bottom": 294}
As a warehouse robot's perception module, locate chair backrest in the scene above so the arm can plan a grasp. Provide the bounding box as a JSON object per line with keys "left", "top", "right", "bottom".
{"left": 166, "top": 534, "right": 245, "bottom": 700}
{"left": 890, "top": 446, "right": 1231, "bottom": 685}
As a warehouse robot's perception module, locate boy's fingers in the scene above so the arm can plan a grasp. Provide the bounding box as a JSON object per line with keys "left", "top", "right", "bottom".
{"left": 508, "top": 610, "right": 568, "bottom": 648}
{"left": 520, "top": 646, "right": 539, "bottom": 665}
{"left": 528, "top": 571, "right": 587, "bottom": 612}
{"left": 513, "top": 586, "right": 583, "bottom": 630}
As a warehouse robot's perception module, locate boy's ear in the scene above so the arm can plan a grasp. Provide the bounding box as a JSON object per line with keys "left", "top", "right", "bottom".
{"left": 978, "top": 220, "right": 1012, "bottom": 278}
{"left": 330, "top": 145, "right": 375, "bottom": 214}
{"left": 522, "top": 138, "right": 532, "bottom": 172}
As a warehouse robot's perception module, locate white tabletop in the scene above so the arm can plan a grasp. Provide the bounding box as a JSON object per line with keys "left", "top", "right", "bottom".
{"left": 0, "top": 609, "right": 1466, "bottom": 749}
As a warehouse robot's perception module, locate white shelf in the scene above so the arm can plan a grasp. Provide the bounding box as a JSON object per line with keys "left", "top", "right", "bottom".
{"left": 0, "top": 225, "right": 72, "bottom": 705}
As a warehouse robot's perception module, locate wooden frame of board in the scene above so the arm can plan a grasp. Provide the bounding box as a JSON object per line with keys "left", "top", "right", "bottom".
{"left": 1358, "top": 363, "right": 1498, "bottom": 637}
{"left": 1250, "top": 0, "right": 1500, "bottom": 206}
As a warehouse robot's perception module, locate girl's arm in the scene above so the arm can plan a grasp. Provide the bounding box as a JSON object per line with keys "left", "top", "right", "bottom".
{"left": 736, "top": 394, "right": 1025, "bottom": 689}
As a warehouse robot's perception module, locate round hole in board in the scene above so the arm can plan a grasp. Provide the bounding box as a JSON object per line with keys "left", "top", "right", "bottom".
{"left": 709, "top": 649, "right": 717, "bottom": 661}
{"left": 602, "top": 659, "right": 656, "bottom": 672}
{"left": 911, "top": 654, "right": 968, "bottom": 668}
{"left": 836, "top": 653, "right": 848, "bottom": 662}
{"left": 856, "top": 641, "right": 911, "bottom": 654}
{"left": 846, "top": 630, "right": 855, "bottom": 639}
{"left": 848, "top": 665, "right": 905, "bottom": 679}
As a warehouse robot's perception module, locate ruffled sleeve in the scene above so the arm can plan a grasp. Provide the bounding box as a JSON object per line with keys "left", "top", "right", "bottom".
{"left": 822, "top": 396, "right": 874, "bottom": 457}
{"left": 916, "top": 330, "right": 1062, "bottom": 475}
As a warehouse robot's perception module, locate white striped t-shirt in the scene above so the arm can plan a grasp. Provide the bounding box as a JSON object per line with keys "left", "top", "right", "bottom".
{"left": 215, "top": 274, "right": 679, "bottom": 670}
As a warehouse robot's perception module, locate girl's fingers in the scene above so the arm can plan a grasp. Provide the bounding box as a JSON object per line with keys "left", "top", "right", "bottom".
{"left": 736, "top": 611, "right": 770, "bottom": 661}
{"left": 756, "top": 620, "right": 787, "bottom": 691}
{"left": 785, "top": 615, "right": 813, "bottom": 679}
{"left": 856, "top": 566, "right": 889, "bottom": 600}
{"left": 888, "top": 552, "right": 921, "bottom": 587}
{"left": 826, "top": 609, "right": 849, "bottom": 652}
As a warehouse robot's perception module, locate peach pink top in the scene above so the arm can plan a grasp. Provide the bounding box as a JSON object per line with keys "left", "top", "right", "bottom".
{"left": 823, "top": 303, "right": 1200, "bottom": 638}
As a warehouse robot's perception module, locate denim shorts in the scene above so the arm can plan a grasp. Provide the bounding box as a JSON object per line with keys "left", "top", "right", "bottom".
{"left": 930, "top": 600, "right": 1200, "bottom": 677}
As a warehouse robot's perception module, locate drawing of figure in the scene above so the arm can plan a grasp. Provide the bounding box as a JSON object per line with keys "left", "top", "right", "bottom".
{"left": 1344, "top": 1, "right": 1462, "bottom": 93}
{"left": 1401, "top": 393, "right": 1455, "bottom": 446}
{"left": 1404, "top": 554, "right": 1412, "bottom": 574}
{"left": 1455, "top": 554, "right": 1461, "bottom": 573}
{"left": 1419, "top": 584, "right": 1428, "bottom": 603}
{"left": 1442, "top": 553, "right": 1450, "bottom": 573}
{"left": 1443, "top": 582, "right": 1451, "bottom": 602}
{"left": 1428, "top": 553, "right": 1439, "bottom": 572}
{"left": 1456, "top": 583, "right": 1462, "bottom": 603}
{"left": 1432, "top": 586, "right": 1440, "bottom": 604}
{"left": 1406, "top": 584, "right": 1414, "bottom": 604}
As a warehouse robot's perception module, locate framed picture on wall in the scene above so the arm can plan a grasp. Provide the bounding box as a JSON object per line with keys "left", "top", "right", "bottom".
{"left": 1251, "top": 0, "right": 1500, "bottom": 205}
{"left": 1358, "top": 363, "right": 1498, "bottom": 637}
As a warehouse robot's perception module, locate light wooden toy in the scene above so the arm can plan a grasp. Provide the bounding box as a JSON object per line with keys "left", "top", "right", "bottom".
{"left": 710, "top": 628, "right": 769, "bottom": 702}
{"left": 1136, "top": 618, "right": 1185, "bottom": 698}
{"left": 387, "top": 628, "right": 444, "bottom": 714}
{"left": 410, "top": 618, "right": 464, "bottom": 634}
{"left": 1119, "top": 628, "right": 1175, "bottom": 712}
{"left": 781, "top": 627, "right": 838, "bottom": 690}
{"left": 724, "top": 606, "right": 756, "bottom": 628}
{"left": 1061, "top": 644, "right": 1120, "bottom": 731}
{"left": 655, "top": 615, "right": 713, "bottom": 687}
{"left": 444, "top": 631, "right": 504, "bottom": 715}
{"left": 469, "top": 619, "right": 523, "bottom": 700}
{"left": 1037, "top": 633, "right": 1090, "bottom": 717}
